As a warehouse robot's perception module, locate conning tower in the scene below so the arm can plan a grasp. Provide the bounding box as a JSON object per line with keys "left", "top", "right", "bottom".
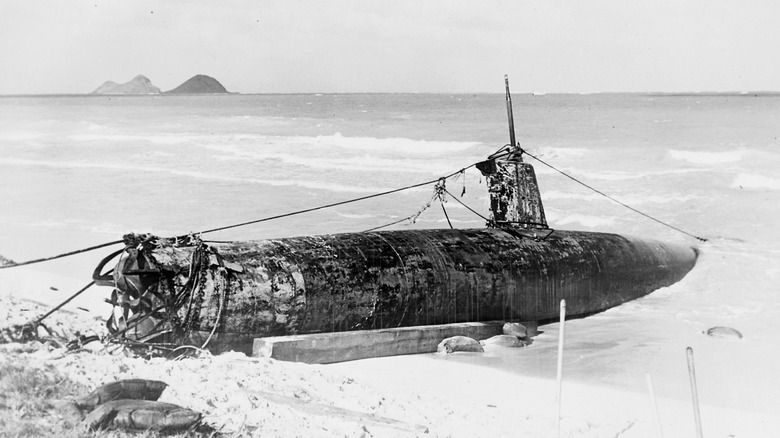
{"left": 477, "top": 75, "right": 548, "bottom": 231}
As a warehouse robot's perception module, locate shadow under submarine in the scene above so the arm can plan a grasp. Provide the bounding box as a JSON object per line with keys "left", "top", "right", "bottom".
{"left": 92, "top": 84, "right": 698, "bottom": 355}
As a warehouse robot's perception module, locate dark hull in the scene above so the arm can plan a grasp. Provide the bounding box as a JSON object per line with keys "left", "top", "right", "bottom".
{"left": 110, "top": 228, "right": 697, "bottom": 353}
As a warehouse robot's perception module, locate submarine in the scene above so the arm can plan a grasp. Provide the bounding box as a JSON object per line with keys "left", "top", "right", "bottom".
{"left": 92, "top": 80, "right": 698, "bottom": 354}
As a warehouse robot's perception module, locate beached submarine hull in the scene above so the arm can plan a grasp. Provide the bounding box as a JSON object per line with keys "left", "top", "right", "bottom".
{"left": 104, "top": 228, "right": 697, "bottom": 353}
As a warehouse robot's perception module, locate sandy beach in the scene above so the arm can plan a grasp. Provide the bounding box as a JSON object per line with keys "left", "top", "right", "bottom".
{"left": 2, "top": 265, "right": 776, "bottom": 437}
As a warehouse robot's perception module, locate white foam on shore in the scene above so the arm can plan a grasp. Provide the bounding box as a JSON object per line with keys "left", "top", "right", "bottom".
{"left": 669, "top": 149, "right": 746, "bottom": 164}
{"left": 732, "top": 173, "right": 780, "bottom": 190}
{"left": 550, "top": 213, "right": 617, "bottom": 228}
{"left": 334, "top": 212, "right": 376, "bottom": 220}
{"left": 0, "top": 266, "right": 110, "bottom": 314}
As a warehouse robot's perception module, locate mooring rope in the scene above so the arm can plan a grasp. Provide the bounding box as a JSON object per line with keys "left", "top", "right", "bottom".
{"left": 0, "top": 164, "right": 478, "bottom": 269}
{"left": 32, "top": 280, "right": 96, "bottom": 325}
{"left": 521, "top": 148, "right": 708, "bottom": 242}
{"left": 362, "top": 216, "right": 417, "bottom": 233}
{"left": 194, "top": 164, "right": 478, "bottom": 236}
{"left": 0, "top": 240, "right": 124, "bottom": 270}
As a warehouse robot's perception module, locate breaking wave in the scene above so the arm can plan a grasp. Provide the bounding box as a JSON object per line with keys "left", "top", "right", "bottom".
{"left": 207, "top": 147, "right": 460, "bottom": 175}
{"left": 312, "top": 132, "right": 481, "bottom": 155}
{"left": 64, "top": 131, "right": 482, "bottom": 157}
{"left": 0, "top": 157, "right": 402, "bottom": 194}
{"left": 194, "top": 134, "right": 484, "bottom": 175}
{"left": 68, "top": 133, "right": 198, "bottom": 145}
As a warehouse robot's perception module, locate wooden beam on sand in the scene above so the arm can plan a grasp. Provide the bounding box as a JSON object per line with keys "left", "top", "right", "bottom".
{"left": 252, "top": 321, "right": 508, "bottom": 364}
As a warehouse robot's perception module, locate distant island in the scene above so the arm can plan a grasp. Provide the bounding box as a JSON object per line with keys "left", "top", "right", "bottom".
{"left": 166, "top": 74, "right": 228, "bottom": 94}
{"left": 91, "top": 74, "right": 229, "bottom": 95}
{"left": 92, "top": 75, "right": 161, "bottom": 95}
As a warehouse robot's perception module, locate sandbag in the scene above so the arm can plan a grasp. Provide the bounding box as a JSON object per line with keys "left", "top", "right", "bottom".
{"left": 480, "top": 334, "right": 530, "bottom": 348}
{"left": 84, "top": 399, "right": 202, "bottom": 431}
{"left": 437, "top": 335, "right": 484, "bottom": 353}
{"left": 58, "top": 378, "right": 202, "bottom": 432}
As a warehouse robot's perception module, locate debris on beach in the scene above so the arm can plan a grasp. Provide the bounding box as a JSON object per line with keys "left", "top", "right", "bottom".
{"left": 502, "top": 322, "right": 527, "bottom": 337}
{"left": 0, "top": 293, "right": 106, "bottom": 349}
{"left": 705, "top": 326, "right": 743, "bottom": 340}
{"left": 437, "top": 335, "right": 484, "bottom": 353}
{"left": 480, "top": 334, "right": 531, "bottom": 348}
{"left": 58, "top": 378, "right": 203, "bottom": 432}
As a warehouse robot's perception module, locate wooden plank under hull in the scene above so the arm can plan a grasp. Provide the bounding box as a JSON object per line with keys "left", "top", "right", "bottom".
{"left": 252, "top": 321, "right": 507, "bottom": 364}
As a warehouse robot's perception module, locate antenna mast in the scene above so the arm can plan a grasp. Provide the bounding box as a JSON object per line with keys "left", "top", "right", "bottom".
{"left": 505, "top": 75, "right": 517, "bottom": 150}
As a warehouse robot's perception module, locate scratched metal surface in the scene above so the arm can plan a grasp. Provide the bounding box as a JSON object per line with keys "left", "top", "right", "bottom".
{"left": 107, "top": 228, "right": 696, "bottom": 353}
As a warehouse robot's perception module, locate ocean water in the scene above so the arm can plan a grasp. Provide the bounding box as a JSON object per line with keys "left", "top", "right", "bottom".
{"left": 1, "top": 93, "right": 779, "bottom": 416}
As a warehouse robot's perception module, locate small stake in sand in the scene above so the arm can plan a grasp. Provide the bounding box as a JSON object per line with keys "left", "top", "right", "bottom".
{"left": 686, "top": 347, "right": 704, "bottom": 438}
{"left": 556, "top": 299, "right": 566, "bottom": 438}
{"left": 645, "top": 373, "right": 664, "bottom": 438}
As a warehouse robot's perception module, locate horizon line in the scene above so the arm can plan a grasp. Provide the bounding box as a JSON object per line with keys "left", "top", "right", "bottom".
{"left": 2, "top": 90, "right": 780, "bottom": 98}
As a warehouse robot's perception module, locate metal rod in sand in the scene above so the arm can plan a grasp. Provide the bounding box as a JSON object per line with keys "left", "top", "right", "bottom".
{"left": 645, "top": 372, "right": 664, "bottom": 438}
{"left": 686, "top": 346, "right": 704, "bottom": 438}
{"left": 556, "top": 299, "right": 566, "bottom": 438}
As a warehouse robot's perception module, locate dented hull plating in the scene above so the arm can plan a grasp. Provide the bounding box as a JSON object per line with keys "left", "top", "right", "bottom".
{"left": 110, "top": 228, "right": 697, "bottom": 353}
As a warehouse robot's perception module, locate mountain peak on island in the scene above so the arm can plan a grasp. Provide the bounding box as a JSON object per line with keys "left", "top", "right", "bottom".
{"left": 166, "top": 74, "right": 229, "bottom": 94}
{"left": 92, "top": 74, "right": 161, "bottom": 95}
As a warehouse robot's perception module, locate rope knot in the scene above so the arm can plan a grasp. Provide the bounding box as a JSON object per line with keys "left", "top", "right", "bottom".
{"left": 434, "top": 177, "right": 447, "bottom": 201}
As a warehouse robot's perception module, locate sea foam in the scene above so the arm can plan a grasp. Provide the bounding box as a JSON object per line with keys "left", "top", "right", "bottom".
{"left": 669, "top": 149, "right": 746, "bottom": 164}
{"left": 732, "top": 173, "right": 780, "bottom": 190}
{"left": 312, "top": 133, "right": 481, "bottom": 155}
{"left": 546, "top": 211, "right": 618, "bottom": 228}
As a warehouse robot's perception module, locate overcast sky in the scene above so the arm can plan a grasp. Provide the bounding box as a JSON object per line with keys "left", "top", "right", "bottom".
{"left": 2, "top": 0, "right": 779, "bottom": 94}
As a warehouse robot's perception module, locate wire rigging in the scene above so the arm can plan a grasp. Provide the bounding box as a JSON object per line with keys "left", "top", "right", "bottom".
{"left": 0, "top": 240, "right": 124, "bottom": 270}
{"left": 435, "top": 178, "right": 454, "bottom": 229}
{"left": 521, "top": 149, "right": 708, "bottom": 242}
{"left": 442, "top": 188, "right": 491, "bottom": 223}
